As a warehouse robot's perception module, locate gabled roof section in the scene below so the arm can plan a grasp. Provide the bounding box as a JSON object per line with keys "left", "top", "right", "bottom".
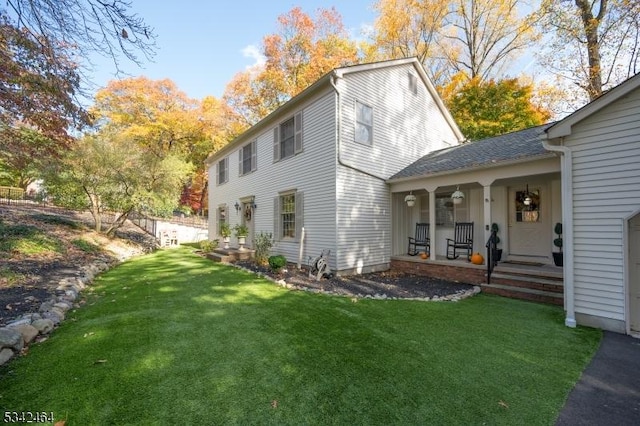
{"left": 389, "top": 123, "right": 556, "bottom": 181}
{"left": 205, "top": 57, "right": 463, "bottom": 166}
{"left": 546, "top": 72, "right": 640, "bottom": 140}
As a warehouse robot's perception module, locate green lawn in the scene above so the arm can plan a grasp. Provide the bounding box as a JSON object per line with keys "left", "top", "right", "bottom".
{"left": 0, "top": 247, "right": 601, "bottom": 425}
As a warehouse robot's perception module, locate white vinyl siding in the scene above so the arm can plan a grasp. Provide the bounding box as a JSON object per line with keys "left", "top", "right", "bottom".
{"left": 338, "top": 63, "right": 459, "bottom": 179}
{"left": 208, "top": 91, "right": 335, "bottom": 266}
{"left": 207, "top": 59, "right": 461, "bottom": 273}
{"left": 566, "top": 87, "right": 640, "bottom": 322}
{"left": 336, "top": 167, "right": 390, "bottom": 273}
{"left": 239, "top": 140, "right": 257, "bottom": 176}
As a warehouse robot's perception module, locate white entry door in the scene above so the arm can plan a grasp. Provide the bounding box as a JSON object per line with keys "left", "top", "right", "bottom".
{"left": 629, "top": 214, "right": 640, "bottom": 332}
{"left": 508, "top": 184, "right": 550, "bottom": 260}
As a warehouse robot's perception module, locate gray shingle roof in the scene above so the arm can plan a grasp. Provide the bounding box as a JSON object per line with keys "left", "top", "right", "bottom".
{"left": 389, "top": 123, "right": 556, "bottom": 180}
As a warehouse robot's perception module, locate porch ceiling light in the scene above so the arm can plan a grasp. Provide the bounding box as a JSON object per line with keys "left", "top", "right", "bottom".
{"left": 523, "top": 184, "right": 532, "bottom": 206}
{"left": 451, "top": 186, "right": 464, "bottom": 205}
{"left": 404, "top": 192, "right": 416, "bottom": 207}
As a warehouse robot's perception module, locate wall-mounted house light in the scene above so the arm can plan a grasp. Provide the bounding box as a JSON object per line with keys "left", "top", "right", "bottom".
{"left": 451, "top": 186, "right": 465, "bottom": 205}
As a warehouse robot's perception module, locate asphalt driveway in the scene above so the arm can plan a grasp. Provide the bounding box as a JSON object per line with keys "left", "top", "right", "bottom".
{"left": 556, "top": 331, "right": 640, "bottom": 425}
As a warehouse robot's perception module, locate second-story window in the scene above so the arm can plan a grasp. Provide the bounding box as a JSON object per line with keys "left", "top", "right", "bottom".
{"left": 273, "top": 111, "right": 303, "bottom": 162}
{"left": 355, "top": 101, "right": 373, "bottom": 145}
{"left": 239, "top": 140, "right": 256, "bottom": 176}
{"left": 216, "top": 157, "right": 228, "bottom": 185}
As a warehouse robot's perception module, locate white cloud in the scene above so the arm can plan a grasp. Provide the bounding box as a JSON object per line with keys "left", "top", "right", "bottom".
{"left": 242, "top": 44, "right": 266, "bottom": 72}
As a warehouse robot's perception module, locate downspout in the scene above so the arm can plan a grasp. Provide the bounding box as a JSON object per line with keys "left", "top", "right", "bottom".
{"left": 329, "top": 74, "right": 389, "bottom": 273}
{"left": 542, "top": 137, "right": 576, "bottom": 328}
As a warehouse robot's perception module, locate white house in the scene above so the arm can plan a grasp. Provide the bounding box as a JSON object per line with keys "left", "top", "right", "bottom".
{"left": 544, "top": 72, "right": 640, "bottom": 334}
{"left": 205, "top": 54, "right": 640, "bottom": 335}
{"left": 389, "top": 72, "right": 640, "bottom": 335}
{"left": 205, "top": 58, "right": 464, "bottom": 274}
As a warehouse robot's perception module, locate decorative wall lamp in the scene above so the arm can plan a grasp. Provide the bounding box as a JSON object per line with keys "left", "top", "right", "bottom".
{"left": 234, "top": 201, "right": 241, "bottom": 213}
{"left": 404, "top": 192, "right": 416, "bottom": 207}
{"left": 451, "top": 186, "right": 465, "bottom": 205}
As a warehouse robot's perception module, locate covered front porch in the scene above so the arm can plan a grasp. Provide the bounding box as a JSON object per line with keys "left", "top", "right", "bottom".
{"left": 386, "top": 125, "right": 565, "bottom": 304}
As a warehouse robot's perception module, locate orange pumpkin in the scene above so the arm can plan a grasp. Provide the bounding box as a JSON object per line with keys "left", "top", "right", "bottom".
{"left": 420, "top": 252, "right": 429, "bottom": 259}
{"left": 470, "top": 252, "right": 484, "bottom": 265}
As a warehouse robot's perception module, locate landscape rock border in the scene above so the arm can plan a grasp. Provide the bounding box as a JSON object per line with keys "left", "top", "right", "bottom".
{"left": 0, "top": 253, "right": 148, "bottom": 367}
{"left": 229, "top": 262, "right": 482, "bottom": 302}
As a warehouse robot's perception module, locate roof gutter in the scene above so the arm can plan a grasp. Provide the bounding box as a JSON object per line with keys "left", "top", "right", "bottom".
{"left": 329, "top": 73, "right": 387, "bottom": 181}
{"left": 542, "top": 137, "right": 576, "bottom": 328}
{"left": 386, "top": 153, "right": 557, "bottom": 184}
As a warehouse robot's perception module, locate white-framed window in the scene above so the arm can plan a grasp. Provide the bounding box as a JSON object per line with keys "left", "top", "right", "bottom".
{"left": 420, "top": 193, "right": 468, "bottom": 226}
{"left": 355, "top": 101, "right": 373, "bottom": 145}
{"left": 408, "top": 72, "right": 418, "bottom": 95}
{"left": 216, "top": 157, "right": 228, "bottom": 185}
{"left": 435, "top": 194, "right": 455, "bottom": 226}
{"left": 273, "top": 111, "right": 303, "bottom": 162}
{"left": 273, "top": 190, "right": 303, "bottom": 241}
{"left": 239, "top": 140, "right": 257, "bottom": 176}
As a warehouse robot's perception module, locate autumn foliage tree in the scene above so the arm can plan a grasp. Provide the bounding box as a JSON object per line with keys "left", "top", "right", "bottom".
{"left": 369, "top": 0, "right": 540, "bottom": 86}
{"left": 224, "top": 7, "right": 359, "bottom": 124}
{"left": 44, "top": 131, "right": 193, "bottom": 235}
{"left": 3, "top": 0, "right": 156, "bottom": 75}
{"left": 92, "top": 77, "right": 243, "bottom": 215}
{"left": 444, "top": 76, "right": 551, "bottom": 140}
{"left": 538, "top": 0, "right": 640, "bottom": 103}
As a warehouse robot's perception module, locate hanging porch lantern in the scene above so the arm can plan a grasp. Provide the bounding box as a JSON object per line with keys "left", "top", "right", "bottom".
{"left": 404, "top": 192, "right": 416, "bottom": 207}
{"left": 451, "top": 186, "right": 464, "bottom": 205}
{"left": 523, "top": 184, "right": 532, "bottom": 206}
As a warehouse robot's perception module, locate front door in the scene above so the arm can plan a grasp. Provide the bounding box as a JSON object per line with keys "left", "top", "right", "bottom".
{"left": 508, "top": 184, "right": 550, "bottom": 261}
{"left": 629, "top": 213, "right": 640, "bottom": 333}
{"left": 241, "top": 200, "right": 255, "bottom": 249}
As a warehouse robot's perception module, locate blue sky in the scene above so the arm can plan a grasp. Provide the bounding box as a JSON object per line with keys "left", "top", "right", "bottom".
{"left": 91, "top": 0, "right": 377, "bottom": 100}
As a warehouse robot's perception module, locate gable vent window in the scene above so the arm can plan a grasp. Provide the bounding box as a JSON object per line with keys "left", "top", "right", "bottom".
{"left": 408, "top": 73, "right": 418, "bottom": 95}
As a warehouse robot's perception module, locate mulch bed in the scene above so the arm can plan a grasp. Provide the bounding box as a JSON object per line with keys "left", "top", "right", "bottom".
{"left": 0, "top": 205, "right": 156, "bottom": 327}
{"left": 234, "top": 260, "right": 476, "bottom": 299}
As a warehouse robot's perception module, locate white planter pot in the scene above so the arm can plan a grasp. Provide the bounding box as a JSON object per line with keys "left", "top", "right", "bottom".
{"left": 222, "top": 236, "right": 230, "bottom": 249}
{"left": 238, "top": 236, "right": 246, "bottom": 250}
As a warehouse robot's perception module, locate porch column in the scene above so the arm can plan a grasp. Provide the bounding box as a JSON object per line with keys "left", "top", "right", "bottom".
{"left": 479, "top": 180, "right": 495, "bottom": 249}
{"left": 425, "top": 185, "right": 438, "bottom": 258}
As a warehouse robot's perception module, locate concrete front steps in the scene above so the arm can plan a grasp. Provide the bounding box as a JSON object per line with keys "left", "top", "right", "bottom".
{"left": 482, "top": 265, "right": 564, "bottom": 306}
{"left": 206, "top": 247, "right": 255, "bottom": 263}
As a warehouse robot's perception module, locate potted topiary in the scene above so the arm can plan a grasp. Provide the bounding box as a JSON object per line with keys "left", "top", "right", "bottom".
{"left": 234, "top": 223, "right": 249, "bottom": 250}
{"left": 491, "top": 223, "right": 502, "bottom": 262}
{"left": 219, "top": 223, "right": 232, "bottom": 249}
{"left": 553, "top": 222, "right": 563, "bottom": 267}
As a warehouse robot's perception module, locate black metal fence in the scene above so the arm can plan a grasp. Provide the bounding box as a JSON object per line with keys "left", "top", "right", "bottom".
{"left": 0, "top": 186, "right": 49, "bottom": 206}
